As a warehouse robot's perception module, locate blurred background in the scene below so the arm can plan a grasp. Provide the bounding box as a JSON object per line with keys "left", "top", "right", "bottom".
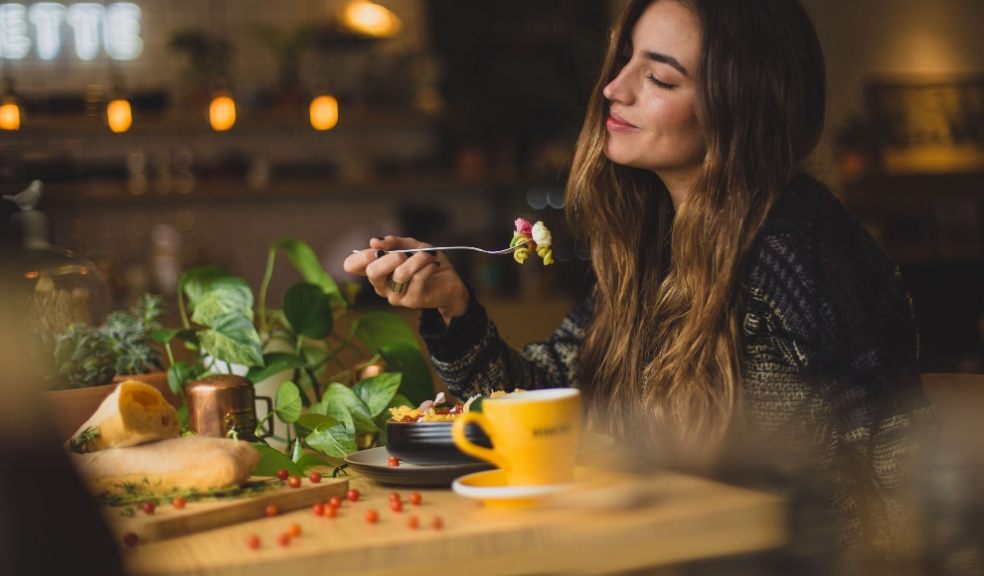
{"left": 0, "top": 0, "right": 981, "bottom": 372}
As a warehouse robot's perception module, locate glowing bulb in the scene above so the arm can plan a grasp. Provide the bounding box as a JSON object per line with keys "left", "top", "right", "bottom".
{"left": 0, "top": 99, "right": 21, "bottom": 131}
{"left": 341, "top": 1, "right": 401, "bottom": 38}
{"left": 309, "top": 95, "right": 339, "bottom": 131}
{"left": 106, "top": 98, "right": 132, "bottom": 133}
{"left": 209, "top": 93, "right": 236, "bottom": 131}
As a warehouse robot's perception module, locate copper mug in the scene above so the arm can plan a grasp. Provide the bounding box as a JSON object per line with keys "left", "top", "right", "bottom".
{"left": 185, "top": 374, "right": 272, "bottom": 441}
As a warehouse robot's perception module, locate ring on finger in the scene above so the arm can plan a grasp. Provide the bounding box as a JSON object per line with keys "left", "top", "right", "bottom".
{"left": 388, "top": 277, "right": 408, "bottom": 294}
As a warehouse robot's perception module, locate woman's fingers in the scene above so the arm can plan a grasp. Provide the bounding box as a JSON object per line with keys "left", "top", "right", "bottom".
{"left": 365, "top": 252, "right": 406, "bottom": 297}
{"left": 343, "top": 249, "right": 376, "bottom": 276}
{"left": 390, "top": 251, "right": 438, "bottom": 284}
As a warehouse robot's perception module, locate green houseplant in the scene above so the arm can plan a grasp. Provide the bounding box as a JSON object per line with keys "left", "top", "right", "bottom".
{"left": 42, "top": 294, "right": 168, "bottom": 440}
{"left": 157, "top": 238, "right": 434, "bottom": 476}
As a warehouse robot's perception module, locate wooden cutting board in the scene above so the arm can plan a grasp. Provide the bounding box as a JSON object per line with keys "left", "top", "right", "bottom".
{"left": 105, "top": 476, "right": 349, "bottom": 543}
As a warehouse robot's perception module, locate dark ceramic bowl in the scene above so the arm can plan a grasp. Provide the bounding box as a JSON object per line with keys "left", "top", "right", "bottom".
{"left": 386, "top": 421, "right": 493, "bottom": 466}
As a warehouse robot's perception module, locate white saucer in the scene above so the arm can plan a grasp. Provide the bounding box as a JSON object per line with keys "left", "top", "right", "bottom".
{"left": 452, "top": 469, "right": 578, "bottom": 508}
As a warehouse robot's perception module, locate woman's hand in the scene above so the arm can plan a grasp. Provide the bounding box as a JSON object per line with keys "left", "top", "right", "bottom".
{"left": 343, "top": 236, "right": 469, "bottom": 325}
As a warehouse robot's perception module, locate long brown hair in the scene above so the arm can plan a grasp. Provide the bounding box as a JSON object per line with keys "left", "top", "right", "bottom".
{"left": 568, "top": 0, "right": 826, "bottom": 458}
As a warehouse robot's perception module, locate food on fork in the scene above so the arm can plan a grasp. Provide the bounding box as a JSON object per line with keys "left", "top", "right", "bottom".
{"left": 68, "top": 380, "right": 180, "bottom": 454}
{"left": 511, "top": 218, "right": 554, "bottom": 265}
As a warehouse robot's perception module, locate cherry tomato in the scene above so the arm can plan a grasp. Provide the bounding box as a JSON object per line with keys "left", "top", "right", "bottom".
{"left": 141, "top": 501, "right": 156, "bottom": 515}
{"left": 122, "top": 532, "right": 139, "bottom": 547}
{"left": 312, "top": 503, "right": 325, "bottom": 516}
{"left": 325, "top": 505, "right": 337, "bottom": 518}
{"left": 278, "top": 533, "right": 292, "bottom": 547}
{"left": 408, "top": 492, "right": 422, "bottom": 506}
{"left": 172, "top": 496, "right": 187, "bottom": 510}
{"left": 246, "top": 535, "right": 261, "bottom": 550}
{"left": 328, "top": 496, "right": 343, "bottom": 508}
{"left": 407, "top": 515, "right": 420, "bottom": 530}
{"left": 431, "top": 516, "right": 444, "bottom": 530}
{"left": 387, "top": 456, "right": 400, "bottom": 467}
{"left": 265, "top": 504, "right": 279, "bottom": 517}
{"left": 365, "top": 509, "right": 379, "bottom": 523}
{"left": 388, "top": 491, "right": 401, "bottom": 502}
{"left": 288, "top": 522, "right": 302, "bottom": 537}
{"left": 390, "top": 499, "right": 403, "bottom": 513}
{"left": 346, "top": 489, "right": 360, "bottom": 502}
{"left": 276, "top": 469, "right": 289, "bottom": 481}
{"left": 287, "top": 476, "right": 302, "bottom": 489}
{"left": 309, "top": 471, "right": 322, "bottom": 483}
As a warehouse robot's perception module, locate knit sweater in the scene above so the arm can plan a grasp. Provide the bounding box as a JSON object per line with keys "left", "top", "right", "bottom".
{"left": 419, "top": 175, "right": 934, "bottom": 560}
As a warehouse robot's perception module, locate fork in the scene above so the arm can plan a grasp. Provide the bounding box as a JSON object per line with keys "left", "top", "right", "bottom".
{"left": 352, "top": 238, "right": 530, "bottom": 256}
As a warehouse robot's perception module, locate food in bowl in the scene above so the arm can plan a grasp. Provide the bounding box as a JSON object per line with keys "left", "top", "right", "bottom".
{"left": 385, "top": 391, "right": 523, "bottom": 466}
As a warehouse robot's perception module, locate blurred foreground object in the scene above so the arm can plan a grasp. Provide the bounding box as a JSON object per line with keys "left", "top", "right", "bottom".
{"left": 0, "top": 253, "right": 123, "bottom": 574}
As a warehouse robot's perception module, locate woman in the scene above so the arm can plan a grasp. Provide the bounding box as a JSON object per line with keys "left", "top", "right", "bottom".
{"left": 344, "top": 0, "right": 932, "bottom": 565}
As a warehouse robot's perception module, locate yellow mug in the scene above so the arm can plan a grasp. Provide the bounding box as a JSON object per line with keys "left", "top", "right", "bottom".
{"left": 452, "top": 388, "right": 581, "bottom": 486}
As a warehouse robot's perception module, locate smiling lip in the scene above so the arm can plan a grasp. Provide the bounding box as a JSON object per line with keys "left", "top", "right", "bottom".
{"left": 606, "top": 111, "right": 637, "bottom": 131}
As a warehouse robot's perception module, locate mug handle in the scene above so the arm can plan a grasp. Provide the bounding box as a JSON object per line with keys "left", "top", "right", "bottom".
{"left": 452, "top": 412, "right": 509, "bottom": 471}
{"left": 255, "top": 396, "right": 273, "bottom": 439}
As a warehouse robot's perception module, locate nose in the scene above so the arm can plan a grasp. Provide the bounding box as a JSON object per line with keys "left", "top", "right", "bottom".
{"left": 603, "top": 66, "right": 633, "bottom": 104}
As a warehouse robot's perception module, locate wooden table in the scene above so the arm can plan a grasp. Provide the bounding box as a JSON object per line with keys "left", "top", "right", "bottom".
{"left": 123, "top": 470, "right": 786, "bottom": 575}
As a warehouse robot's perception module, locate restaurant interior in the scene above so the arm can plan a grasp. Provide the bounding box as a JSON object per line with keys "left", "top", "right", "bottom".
{"left": 1, "top": 0, "right": 983, "bottom": 574}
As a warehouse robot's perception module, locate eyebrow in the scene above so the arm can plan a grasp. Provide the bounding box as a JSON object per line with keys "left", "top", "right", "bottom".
{"left": 642, "top": 50, "right": 689, "bottom": 77}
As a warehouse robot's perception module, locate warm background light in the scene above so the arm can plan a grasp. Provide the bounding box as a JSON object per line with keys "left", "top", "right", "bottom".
{"left": 309, "top": 95, "right": 339, "bottom": 131}
{"left": 209, "top": 93, "right": 236, "bottom": 131}
{"left": 106, "top": 98, "right": 132, "bottom": 133}
{"left": 0, "top": 99, "right": 21, "bottom": 131}
{"left": 341, "top": 1, "right": 402, "bottom": 38}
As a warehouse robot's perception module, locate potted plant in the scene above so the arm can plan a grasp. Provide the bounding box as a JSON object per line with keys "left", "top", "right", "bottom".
{"left": 157, "top": 238, "right": 434, "bottom": 477}
{"left": 43, "top": 294, "right": 170, "bottom": 440}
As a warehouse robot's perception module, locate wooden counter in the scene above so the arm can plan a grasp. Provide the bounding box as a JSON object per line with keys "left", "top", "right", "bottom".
{"left": 123, "top": 470, "right": 786, "bottom": 575}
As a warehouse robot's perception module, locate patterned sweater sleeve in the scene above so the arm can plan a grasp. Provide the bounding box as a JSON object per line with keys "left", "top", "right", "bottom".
{"left": 742, "top": 184, "right": 935, "bottom": 550}
{"left": 418, "top": 293, "right": 591, "bottom": 401}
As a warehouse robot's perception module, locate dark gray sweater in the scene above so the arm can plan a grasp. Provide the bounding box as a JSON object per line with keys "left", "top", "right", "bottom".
{"left": 419, "top": 175, "right": 934, "bottom": 561}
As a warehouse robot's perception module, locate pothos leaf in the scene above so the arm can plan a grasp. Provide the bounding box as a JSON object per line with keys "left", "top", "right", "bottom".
{"left": 246, "top": 352, "right": 306, "bottom": 385}
{"left": 351, "top": 310, "right": 420, "bottom": 351}
{"left": 324, "top": 382, "right": 377, "bottom": 433}
{"left": 283, "top": 283, "right": 333, "bottom": 339}
{"left": 274, "top": 381, "right": 302, "bottom": 423}
{"left": 353, "top": 372, "right": 402, "bottom": 418}
{"left": 197, "top": 313, "right": 264, "bottom": 368}
{"left": 251, "top": 442, "right": 303, "bottom": 477}
{"left": 305, "top": 422, "right": 357, "bottom": 458}
{"left": 270, "top": 238, "right": 345, "bottom": 308}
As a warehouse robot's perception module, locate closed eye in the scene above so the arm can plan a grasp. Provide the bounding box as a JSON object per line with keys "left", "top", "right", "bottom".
{"left": 646, "top": 73, "right": 676, "bottom": 90}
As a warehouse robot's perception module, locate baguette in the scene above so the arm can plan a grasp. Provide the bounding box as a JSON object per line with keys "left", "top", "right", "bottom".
{"left": 72, "top": 435, "right": 260, "bottom": 493}
{"left": 68, "top": 380, "right": 180, "bottom": 453}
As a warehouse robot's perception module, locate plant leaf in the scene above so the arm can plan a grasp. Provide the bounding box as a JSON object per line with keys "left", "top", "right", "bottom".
{"left": 270, "top": 238, "right": 344, "bottom": 308}
{"left": 311, "top": 395, "right": 355, "bottom": 433}
{"left": 296, "top": 453, "right": 335, "bottom": 472}
{"left": 251, "top": 442, "right": 303, "bottom": 477}
{"left": 179, "top": 266, "right": 227, "bottom": 308}
{"left": 246, "top": 352, "right": 306, "bottom": 385}
{"left": 291, "top": 439, "right": 304, "bottom": 463}
{"left": 379, "top": 344, "right": 434, "bottom": 405}
{"left": 305, "top": 422, "right": 357, "bottom": 458}
{"left": 351, "top": 310, "right": 420, "bottom": 351}
{"left": 274, "top": 381, "right": 303, "bottom": 423}
{"left": 297, "top": 413, "right": 339, "bottom": 431}
{"left": 167, "top": 361, "right": 192, "bottom": 397}
{"left": 283, "top": 283, "right": 333, "bottom": 339}
{"left": 197, "top": 313, "right": 264, "bottom": 367}
{"left": 323, "top": 382, "right": 377, "bottom": 433}
{"left": 190, "top": 276, "right": 255, "bottom": 327}
{"left": 353, "top": 373, "right": 402, "bottom": 418}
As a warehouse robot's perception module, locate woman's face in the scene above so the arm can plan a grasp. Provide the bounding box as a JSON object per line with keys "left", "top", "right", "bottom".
{"left": 603, "top": 0, "right": 704, "bottom": 186}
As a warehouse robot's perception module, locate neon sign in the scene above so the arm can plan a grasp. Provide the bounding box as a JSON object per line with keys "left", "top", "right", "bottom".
{"left": 0, "top": 2, "right": 142, "bottom": 61}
